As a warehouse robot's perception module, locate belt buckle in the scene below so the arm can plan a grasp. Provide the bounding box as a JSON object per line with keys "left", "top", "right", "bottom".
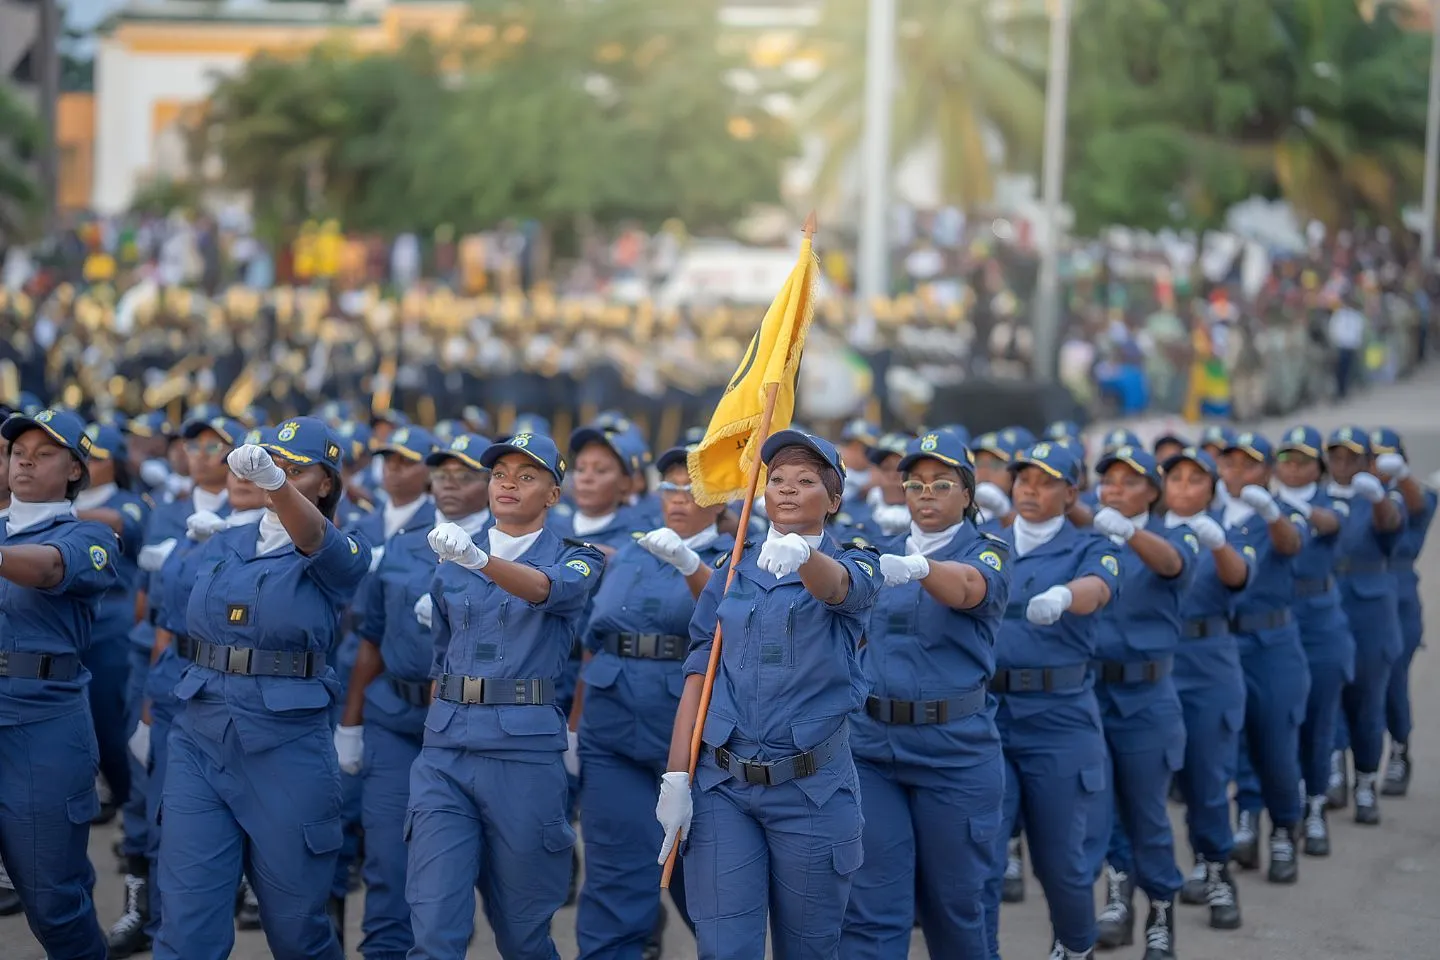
{"left": 924, "top": 700, "right": 946, "bottom": 724}
{"left": 225, "top": 647, "right": 252, "bottom": 674}
{"left": 790, "top": 750, "right": 816, "bottom": 779}
{"left": 513, "top": 679, "right": 531, "bottom": 704}
{"left": 0, "top": 651, "right": 8, "bottom": 675}
{"left": 1014, "top": 668, "right": 1035, "bottom": 692}
{"left": 741, "top": 759, "right": 773, "bottom": 786}
{"left": 714, "top": 746, "right": 732, "bottom": 771}
{"left": 462, "top": 676, "right": 485, "bottom": 704}
{"left": 34, "top": 653, "right": 53, "bottom": 679}
{"left": 891, "top": 700, "right": 913, "bottom": 724}
{"left": 619, "top": 636, "right": 638, "bottom": 657}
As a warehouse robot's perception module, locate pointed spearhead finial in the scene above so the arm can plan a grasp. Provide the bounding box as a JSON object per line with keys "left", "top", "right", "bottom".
{"left": 802, "top": 211, "right": 817, "bottom": 240}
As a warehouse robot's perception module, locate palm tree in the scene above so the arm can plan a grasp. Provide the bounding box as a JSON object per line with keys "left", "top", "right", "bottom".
{"left": 0, "top": 83, "right": 42, "bottom": 241}
{"left": 801, "top": 0, "right": 1049, "bottom": 212}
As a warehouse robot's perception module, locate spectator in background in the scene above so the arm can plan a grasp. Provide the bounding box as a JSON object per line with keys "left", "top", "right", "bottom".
{"left": 1328, "top": 295, "right": 1366, "bottom": 400}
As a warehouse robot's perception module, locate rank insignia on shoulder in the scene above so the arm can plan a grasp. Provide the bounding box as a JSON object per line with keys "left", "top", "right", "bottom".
{"left": 563, "top": 537, "right": 599, "bottom": 551}
{"left": 715, "top": 553, "right": 728, "bottom": 569}
{"left": 843, "top": 538, "right": 880, "bottom": 556}
{"left": 227, "top": 604, "right": 251, "bottom": 625}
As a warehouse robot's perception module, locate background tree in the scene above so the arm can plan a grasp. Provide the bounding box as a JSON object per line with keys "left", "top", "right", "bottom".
{"left": 0, "top": 83, "right": 43, "bottom": 241}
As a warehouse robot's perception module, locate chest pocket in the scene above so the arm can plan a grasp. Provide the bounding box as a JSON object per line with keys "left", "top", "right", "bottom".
{"left": 716, "top": 578, "right": 759, "bottom": 666}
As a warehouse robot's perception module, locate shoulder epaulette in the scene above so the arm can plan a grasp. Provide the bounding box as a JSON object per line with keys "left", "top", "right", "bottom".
{"left": 142, "top": 493, "right": 156, "bottom": 509}
{"left": 979, "top": 531, "right": 1010, "bottom": 549}
{"left": 563, "top": 537, "right": 599, "bottom": 551}
{"left": 843, "top": 537, "right": 880, "bottom": 556}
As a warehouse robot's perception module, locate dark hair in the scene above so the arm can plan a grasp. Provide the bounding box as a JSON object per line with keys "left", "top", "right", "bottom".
{"left": 903, "top": 460, "right": 980, "bottom": 525}
{"left": 113, "top": 457, "right": 134, "bottom": 492}
{"left": 317, "top": 466, "right": 343, "bottom": 521}
{"left": 768, "top": 445, "right": 843, "bottom": 517}
{"left": 64, "top": 452, "right": 91, "bottom": 501}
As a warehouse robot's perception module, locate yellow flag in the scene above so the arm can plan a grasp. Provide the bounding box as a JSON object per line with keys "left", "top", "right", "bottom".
{"left": 688, "top": 229, "right": 819, "bottom": 506}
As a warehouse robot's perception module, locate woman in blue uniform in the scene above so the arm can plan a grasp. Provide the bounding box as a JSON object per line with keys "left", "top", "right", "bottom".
{"left": 1216, "top": 433, "right": 1310, "bottom": 883}
{"left": 574, "top": 443, "right": 731, "bottom": 960}
{"left": 978, "top": 440, "right": 1119, "bottom": 960}
{"left": 0, "top": 407, "right": 120, "bottom": 957}
{"left": 659, "top": 430, "right": 882, "bottom": 960}
{"left": 1267, "top": 427, "right": 1348, "bottom": 856}
{"left": 1158, "top": 447, "right": 1248, "bottom": 928}
{"left": 407, "top": 432, "right": 603, "bottom": 959}
{"left": 153, "top": 418, "right": 371, "bottom": 960}
{"left": 840, "top": 430, "right": 1010, "bottom": 960}
{"left": 339, "top": 430, "right": 490, "bottom": 960}
{"left": 971, "top": 431, "right": 1020, "bottom": 528}
{"left": 1372, "top": 428, "right": 1434, "bottom": 796}
{"left": 1088, "top": 447, "right": 1193, "bottom": 958}
{"left": 1321, "top": 426, "right": 1403, "bottom": 825}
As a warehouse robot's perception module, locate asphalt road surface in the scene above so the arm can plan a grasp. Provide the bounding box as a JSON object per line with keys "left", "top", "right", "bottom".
{"left": 5, "top": 372, "right": 1440, "bottom": 959}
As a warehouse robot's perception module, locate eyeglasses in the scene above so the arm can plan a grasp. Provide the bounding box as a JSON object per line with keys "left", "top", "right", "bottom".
{"left": 185, "top": 440, "right": 228, "bottom": 456}
{"left": 657, "top": 481, "right": 694, "bottom": 499}
{"left": 901, "top": 479, "right": 959, "bottom": 496}
{"left": 429, "top": 469, "right": 485, "bottom": 487}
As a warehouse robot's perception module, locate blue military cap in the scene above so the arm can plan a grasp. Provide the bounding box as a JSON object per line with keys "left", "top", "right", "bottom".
{"left": 1224, "top": 430, "right": 1275, "bottom": 464}
{"left": 839, "top": 418, "right": 880, "bottom": 446}
{"left": 370, "top": 408, "right": 410, "bottom": 428}
{"left": 97, "top": 411, "right": 130, "bottom": 432}
{"left": 1370, "top": 427, "right": 1404, "bottom": 457}
{"left": 898, "top": 429, "right": 974, "bottom": 475}
{"left": 1277, "top": 425, "right": 1324, "bottom": 459}
{"left": 461, "top": 406, "right": 494, "bottom": 436}
{"left": 866, "top": 432, "right": 910, "bottom": 466}
{"left": 481, "top": 432, "right": 566, "bottom": 483}
{"left": 240, "top": 405, "right": 268, "bottom": 430}
{"left": 655, "top": 444, "right": 696, "bottom": 475}
{"left": 1326, "top": 425, "right": 1371, "bottom": 457}
{"left": 509, "top": 413, "right": 551, "bottom": 439}
{"left": 182, "top": 416, "right": 247, "bottom": 446}
{"left": 184, "top": 403, "right": 222, "bottom": 427}
{"left": 126, "top": 410, "right": 174, "bottom": 439}
{"left": 571, "top": 426, "right": 642, "bottom": 475}
{"left": 972, "top": 430, "right": 1022, "bottom": 462}
{"left": 17, "top": 391, "right": 44, "bottom": 416}
{"left": 761, "top": 429, "right": 847, "bottom": 477}
{"left": 1099, "top": 427, "right": 1141, "bottom": 454}
{"left": 681, "top": 426, "right": 707, "bottom": 445}
{"left": 261, "top": 417, "right": 345, "bottom": 472}
{"left": 1160, "top": 445, "right": 1220, "bottom": 480}
{"left": 1045, "top": 420, "right": 1081, "bottom": 442}
{"left": 591, "top": 410, "right": 633, "bottom": 434}
{"left": 1198, "top": 424, "right": 1237, "bottom": 451}
{"left": 317, "top": 400, "right": 353, "bottom": 426}
{"left": 432, "top": 419, "right": 460, "bottom": 444}
{"left": 3, "top": 408, "right": 94, "bottom": 460}
{"left": 926, "top": 423, "right": 971, "bottom": 447}
{"left": 374, "top": 425, "right": 440, "bottom": 462}
{"left": 1008, "top": 439, "right": 1082, "bottom": 485}
{"left": 425, "top": 432, "right": 492, "bottom": 472}
{"left": 83, "top": 423, "right": 128, "bottom": 462}
{"left": 1153, "top": 429, "right": 1189, "bottom": 451}
{"left": 1001, "top": 426, "right": 1036, "bottom": 448}
{"left": 1096, "top": 445, "right": 1162, "bottom": 486}
{"left": 335, "top": 421, "right": 372, "bottom": 465}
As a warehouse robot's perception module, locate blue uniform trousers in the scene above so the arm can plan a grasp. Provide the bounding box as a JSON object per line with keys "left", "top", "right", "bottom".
{"left": 684, "top": 751, "right": 865, "bottom": 960}
{"left": 0, "top": 707, "right": 108, "bottom": 958}
{"left": 405, "top": 748, "right": 575, "bottom": 960}
{"left": 575, "top": 741, "right": 693, "bottom": 960}
{"left": 841, "top": 752, "right": 1003, "bottom": 960}
{"left": 154, "top": 702, "right": 345, "bottom": 960}
{"left": 121, "top": 643, "right": 152, "bottom": 858}
{"left": 1299, "top": 660, "right": 1350, "bottom": 798}
{"left": 1173, "top": 643, "right": 1245, "bottom": 861}
{"left": 1098, "top": 693, "right": 1185, "bottom": 901}
{"left": 144, "top": 690, "right": 179, "bottom": 939}
{"left": 333, "top": 632, "right": 364, "bottom": 901}
{"left": 1236, "top": 633, "right": 1309, "bottom": 826}
{"left": 1385, "top": 594, "right": 1423, "bottom": 744}
{"left": 987, "top": 703, "right": 1107, "bottom": 957}
{"left": 82, "top": 637, "right": 133, "bottom": 811}
{"left": 360, "top": 722, "right": 423, "bottom": 960}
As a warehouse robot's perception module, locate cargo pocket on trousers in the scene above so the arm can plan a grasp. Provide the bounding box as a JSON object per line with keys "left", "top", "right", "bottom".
{"left": 831, "top": 835, "right": 865, "bottom": 878}
{"left": 67, "top": 787, "right": 101, "bottom": 825}
{"left": 542, "top": 817, "right": 577, "bottom": 854}
{"left": 1079, "top": 764, "right": 1107, "bottom": 796}
{"left": 303, "top": 816, "right": 344, "bottom": 857}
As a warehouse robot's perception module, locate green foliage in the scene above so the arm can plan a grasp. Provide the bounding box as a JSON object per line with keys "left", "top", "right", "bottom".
{"left": 0, "top": 83, "right": 43, "bottom": 239}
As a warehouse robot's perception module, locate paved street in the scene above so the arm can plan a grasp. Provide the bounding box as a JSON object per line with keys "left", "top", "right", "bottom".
{"left": 5, "top": 372, "right": 1440, "bottom": 959}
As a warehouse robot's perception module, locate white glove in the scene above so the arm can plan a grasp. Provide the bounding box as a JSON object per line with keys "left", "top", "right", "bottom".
{"left": 164, "top": 473, "right": 193, "bottom": 498}
{"left": 227, "top": 444, "right": 286, "bottom": 491}
{"left": 757, "top": 532, "right": 811, "bottom": 579}
{"left": 428, "top": 522, "right": 489, "bottom": 569}
{"left": 1376, "top": 452, "right": 1410, "bottom": 480}
{"left": 656, "top": 771, "right": 693, "bottom": 865}
{"left": 871, "top": 502, "right": 912, "bottom": 536}
{"left": 974, "top": 481, "right": 1012, "bottom": 518}
{"left": 185, "top": 510, "right": 227, "bottom": 542}
{"left": 1350, "top": 472, "right": 1387, "bottom": 503}
{"left": 137, "top": 538, "right": 177, "bottom": 572}
{"left": 368, "top": 545, "right": 386, "bottom": 574}
{"left": 638, "top": 527, "right": 701, "bottom": 576}
{"left": 128, "top": 721, "right": 151, "bottom": 767}
{"left": 413, "top": 593, "right": 433, "bottom": 629}
{"left": 1026, "top": 585, "right": 1074, "bottom": 625}
{"left": 878, "top": 553, "right": 930, "bottom": 587}
{"left": 1092, "top": 507, "right": 1136, "bottom": 542}
{"left": 1239, "top": 485, "right": 1281, "bottom": 522}
{"left": 139, "top": 459, "right": 171, "bottom": 489}
{"left": 564, "top": 729, "right": 581, "bottom": 778}
{"left": 334, "top": 725, "right": 363, "bottom": 775}
{"left": 1188, "top": 515, "right": 1228, "bottom": 550}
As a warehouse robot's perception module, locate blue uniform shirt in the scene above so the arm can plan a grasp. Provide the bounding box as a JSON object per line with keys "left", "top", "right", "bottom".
{"left": 0, "top": 514, "right": 121, "bottom": 724}
{"left": 580, "top": 533, "right": 735, "bottom": 763}
{"left": 174, "top": 522, "right": 371, "bottom": 753}
{"left": 1093, "top": 522, "right": 1197, "bottom": 662}
{"left": 1225, "top": 494, "right": 1312, "bottom": 644}
{"left": 424, "top": 529, "right": 604, "bottom": 754}
{"left": 85, "top": 487, "right": 149, "bottom": 645}
{"left": 851, "top": 526, "right": 1011, "bottom": 769}
{"left": 1172, "top": 512, "right": 1253, "bottom": 622}
{"left": 1285, "top": 489, "right": 1353, "bottom": 664}
{"left": 684, "top": 535, "right": 883, "bottom": 805}
{"left": 545, "top": 505, "right": 649, "bottom": 553}
{"left": 1394, "top": 488, "right": 1437, "bottom": 601}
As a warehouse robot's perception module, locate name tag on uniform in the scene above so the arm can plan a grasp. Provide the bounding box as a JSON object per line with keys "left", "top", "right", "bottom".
{"left": 227, "top": 604, "right": 251, "bottom": 626}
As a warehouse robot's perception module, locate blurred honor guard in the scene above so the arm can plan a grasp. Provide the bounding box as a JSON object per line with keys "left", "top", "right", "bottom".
{"left": 154, "top": 418, "right": 371, "bottom": 960}
{"left": 840, "top": 430, "right": 1012, "bottom": 960}
{"left": 405, "top": 433, "right": 603, "bottom": 960}
{"left": 0, "top": 408, "right": 121, "bottom": 956}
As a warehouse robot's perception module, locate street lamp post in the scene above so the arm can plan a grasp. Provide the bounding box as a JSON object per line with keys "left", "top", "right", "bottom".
{"left": 854, "top": 0, "right": 896, "bottom": 350}
{"left": 1030, "top": 0, "right": 1072, "bottom": 382}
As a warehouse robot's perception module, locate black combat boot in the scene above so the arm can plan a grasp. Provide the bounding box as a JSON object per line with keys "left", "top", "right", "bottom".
{"left": 1353, "top": 771, "right": 1380, "bottom": 825}
{"left": 1381, "top": 742, "right": 1411, "bottom": 797}
{"left": 1266, "top": 824, "right": 1298, "bottom": 885}
{"left": 235, "top": 876, "right": 261, "bottom": 930}
{"left": 1178, "top": 857, "right": 1208, "bottom": 906}
{"left": 107, "top": 861, "right": 152, "bottom": 958}
{"left": 1303, "top": 795, "right": 1330, "bottom": 856}
{"left": 1325, "top": 750, "right": 1349, "bottom": 810}
{"left": 327, "top": 894, "right": 346, "bottom": 950}
{"left": 1002, "top": 835, "right": 1026, "bottom": 903}
{"left": 1204, "top": 860, "right": 1241, "bottom": 930}
{"left": 1231, "top": 809, "right": 1260, "bottom": 871}
{"left": 1095, "top": 865, "right": 1135, "bottom": 949}
{"left": 1142, "top": 900, "right": 1177, "bottom": 960}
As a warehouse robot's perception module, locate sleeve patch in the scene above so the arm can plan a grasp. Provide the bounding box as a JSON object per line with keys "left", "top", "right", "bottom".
{"left": 347, "top": 537, "right": 360, "bottom": 555}
{"left": 1243, "top": 545, "right": 1257, "bottom": 560}
{"left": 855, "top": 560, "right": 874, "bottom": 578}
{"left": 122, "top": 502, "right": 144, "bottom": 523}
{"left": 566, "top": 559, "right": 593, "bottom": 577}
{"left": 89, "top": 545, "right": 109, "bottom": 570}
{"left": 1183, "top": 534, "right": 1200, "bottom": 555}
{"left": 1101, "top": 555, "right": 1119, "bottom": 577}
{"left": 978, "top": 550, "right": 1004, "bottom": 572}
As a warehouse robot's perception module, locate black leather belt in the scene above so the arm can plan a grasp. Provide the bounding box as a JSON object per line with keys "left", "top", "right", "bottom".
{"left": 0, "top": 651, "right": 81, "bottom": 681}
{"left": 185, "top": 641, "right": 325, "bottom": 678}
{"left": 1182, "top": 617, "right": 1230, "bottom": 639}
{"left": 990, "top": 663, "right": 1088, "bottom": 694}
{"left": 1097, "top": 656, "right": 1173, "bottom": 685}
{"left": 711, "top": 727, "right": 846, "bottom": 786}
{"left": 1294, "top": 576, "right": 1335, "bottom": 598}
{"left": 1230, "top": 608, "right": 1293, "bottom": 633}
{"left": 435, "top": 674, "right": 554, "bottom": 706}
{"left": 865, "top": 685, "right": 987, "bottom": 724}
{"left": 602, "top": 633, "right": 687, "bottom": 661}
{"left": 388, "top": 675, "right": 432, "bottom": 707}
{"left": 174, "top": 634, "right": 197, "bottom": 659}
{"left": 1335, "top": 559, "right": 1389, "bottom": 576}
